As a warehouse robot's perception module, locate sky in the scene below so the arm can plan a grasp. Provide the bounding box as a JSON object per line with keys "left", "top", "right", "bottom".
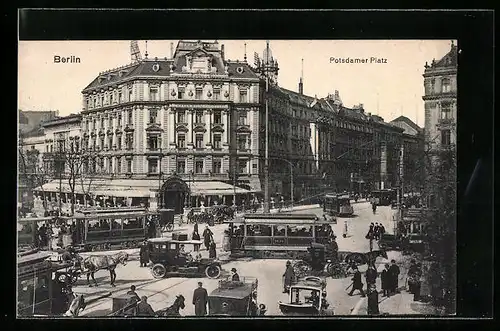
{"left": 18, "top": 40, "right": 454, "bottom": 127}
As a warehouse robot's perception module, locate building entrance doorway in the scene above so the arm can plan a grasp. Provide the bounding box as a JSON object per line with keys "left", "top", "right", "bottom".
{"left": 160, "top": 176, "right": 190, "bottom": 214}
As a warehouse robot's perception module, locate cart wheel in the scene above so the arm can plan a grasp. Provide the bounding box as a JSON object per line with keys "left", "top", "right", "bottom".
{"left": 326, "top": 263, "right": 335, "bottom": 276}
{"left": 166, "top": 223, "right": 174, "bottom": 232}
{"left": 151, "top": 264, "right": 167, "bottom": 279}
{"left": 205, "top": 265, "right": 221, "bottom": 279}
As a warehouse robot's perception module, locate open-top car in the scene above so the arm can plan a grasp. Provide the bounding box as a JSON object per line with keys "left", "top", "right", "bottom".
{"left": 208, "top": 276, "right": 266, "bottom": 316}
{"left": 147, "top": 238, "right": 222, "bottom": 279}
{"left": 278, "top": 276, "right": 333, "bottom": 316}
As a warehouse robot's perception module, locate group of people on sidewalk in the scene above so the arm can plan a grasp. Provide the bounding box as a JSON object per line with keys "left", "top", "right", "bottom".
{"left": 365, "top": 222, "right": 386, "bottom": 241}
{"left": 348, "top": 259, "right": 401, "bottom": 298}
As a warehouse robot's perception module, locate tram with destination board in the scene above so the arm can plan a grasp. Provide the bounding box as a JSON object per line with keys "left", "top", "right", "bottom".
{"left": 17, "top": 207, "right": 159, "bottom": 252}
{"left": 370, "top": 189, "right": 397, "bottom": 206}
{"left": 224, "top": 213, "right": 333, "bottom": 259}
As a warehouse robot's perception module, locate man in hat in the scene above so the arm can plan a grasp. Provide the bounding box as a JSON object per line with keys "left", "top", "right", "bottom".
{"left": 139, "top": 240, "right": 149, "bottom": 267}
{"left": 388, "top": 259, "right": 400, "bottom": 294}
{"left": 203, "top": 225, "right": 213, "bottom": 251}
{"left": 365, "top": 263, "right": 378, "bottom": 293}
{"left": 136, "top": 296, "right": 155, "bottom": 316}
{"left": 374, "top": 223, "right": 380, "bottom": 240}
{"left": 348, "top": 266, "right": 365, "bottom": 297}
{"left": 192, "top": 282, "right": 208, "bottom": 316}
{"left": 283, "top": 260, "right": 295, "bottom": 293}
{"left": 231, "top": 268, "right": 240, "bottom": 281}
{"left": 330, "top": 235, "right": 339, "bottom": 262}
{"left": 367, "top": 284, "right": 380, "bottom": 315}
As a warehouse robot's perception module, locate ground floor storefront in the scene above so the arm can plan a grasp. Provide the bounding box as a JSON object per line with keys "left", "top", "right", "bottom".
{"left": 33, "top": 175, "right": 261, "bottom": 215}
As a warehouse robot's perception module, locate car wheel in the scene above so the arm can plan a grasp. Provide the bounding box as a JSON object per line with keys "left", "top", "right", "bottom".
{"left": 166, "top": 223, "right": 174, "bottom": 232}
{"left": 205, "top": 265, "right": 221, "bottom": 279}
{"left": 151, "top": 264, "right": 167, "bottom": 279}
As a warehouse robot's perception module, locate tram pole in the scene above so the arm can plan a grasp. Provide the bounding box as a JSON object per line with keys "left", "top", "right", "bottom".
{"left": 263, "top": 75, "right": 270, "bottom": 213}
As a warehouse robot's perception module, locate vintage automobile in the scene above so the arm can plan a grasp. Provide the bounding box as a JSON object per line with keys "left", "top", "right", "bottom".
{"left": 378, "top": 233, "right": 403, "bottom": 251}
{"left": 147, "top": 238, "right": 222, "bottom": 279}
{"left": 208, "top": 276, "right": 266, "bottom": 316}
{"left": 278, "top": 276, "right": 334, "bottom": 316}
{"left": 291, "top": 242, "right": 349, "bottom": 279}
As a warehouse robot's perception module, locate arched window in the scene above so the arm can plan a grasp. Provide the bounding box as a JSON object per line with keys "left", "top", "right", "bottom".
{"left": 441, "top": 78, "right": 451, "bottom": 93}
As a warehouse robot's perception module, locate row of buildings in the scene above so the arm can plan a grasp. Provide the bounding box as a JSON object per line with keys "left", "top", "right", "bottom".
{"left": 19, "top": 40, "right": 432, "bottom": 214}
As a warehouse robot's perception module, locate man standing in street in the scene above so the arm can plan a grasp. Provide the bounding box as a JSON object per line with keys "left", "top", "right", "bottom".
{"left": 389, "top": 259, "right": 401, "bottom": 294}
{"left": 193, "top": 282, "right": 208, "bottom": 316}
{"left": 203, "top": 225, "right": 213, "bottom": 251}
{"left": 365, "top": 263, "right": 378, "bottom": 293}
{"left": 283, "top": 260, "right": 296, "bottom": 293}
{"left": 348, "top": 266, "right": 365, "bottom": 297}
{"left": 139, "top": 240, "right": 149, "bottom": 267}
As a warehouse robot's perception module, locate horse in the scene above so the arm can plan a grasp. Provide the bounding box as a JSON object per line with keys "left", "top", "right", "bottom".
{"left": 83, "top": 251, "right": 129, "bottom": 287}
{"left": 64, "top": 293, "right": 86, "bottom": 317}
{"left": 155, "top": 295, "right": 186, "bottom": 316}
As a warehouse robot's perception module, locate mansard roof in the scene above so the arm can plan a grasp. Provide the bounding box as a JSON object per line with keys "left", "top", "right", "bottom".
{"left": 390, "top": 115, "right": 422, "bottom": 133}
{"left": 424, "top": 42, "right": 457, "bottom": 73}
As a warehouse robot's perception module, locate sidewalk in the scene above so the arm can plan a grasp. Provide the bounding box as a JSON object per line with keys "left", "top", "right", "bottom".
{"left": 354, "top": 288, "right": 439, "bottom": 315}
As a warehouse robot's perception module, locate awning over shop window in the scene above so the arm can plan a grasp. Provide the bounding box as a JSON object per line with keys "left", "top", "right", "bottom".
{"left": 34, "top": 180, "right": 151, "bottom": 198}
{"left": 190, "top": 181, "right": 250, "bottom": 196}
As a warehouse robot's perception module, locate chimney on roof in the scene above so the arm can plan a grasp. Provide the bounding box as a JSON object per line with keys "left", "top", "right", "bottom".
{"left": 221, "top": 44, "right": 225, "bottom": 62}
{"left": 298, "top": 58, "right": 304, "bottom": 95}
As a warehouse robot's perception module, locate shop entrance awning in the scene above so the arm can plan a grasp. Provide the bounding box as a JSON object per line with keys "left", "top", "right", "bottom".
{"left": 34, "top": 180, "right": 151, "bottom": 198}
{"left": 190, "top": 181, "right": 250, "bottom": 196}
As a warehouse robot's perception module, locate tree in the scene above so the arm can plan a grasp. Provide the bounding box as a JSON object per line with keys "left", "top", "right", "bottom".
{"left": 18, "top": 143, "right": 50, "bottom": 214}
{"left": 54, "top": 144, "right": 102, "bottom": 215}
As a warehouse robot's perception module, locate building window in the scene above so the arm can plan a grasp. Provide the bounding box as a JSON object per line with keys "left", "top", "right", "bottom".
{"left": 108, "top": 158, "right": 113, "bottom": 173}
{"left": 441, "top": 78, "right": 451, "bottom": 93}
{"left": 178, "top": 88, "right": 184, "bottom": 99}
{"left": 149, "top": 108, "right": 158, "bottom": 124}
{"left": 195, "top": 160, "right": 204, "bottom": 174}
{"left": 238, "top": 160, "right": 248, "bottom": 173}
{"left": 148, "top": 159, "right": 158, "bottom": 174}
{"left": 117, "top": 157, "right": 122, "bottom": 174}
{"left": 195, "top": 134, "right": 204, "bottom": 149}
{"left": 195, "top": 89, "right": 203, "bottom": 100}
{"left": 101, "top": 117, "right": 105, "bottom": 129}
{"left": 239, "top": 89, "right": 248, "bottom": 103}
{"left": 118, "top": 91, "right": 122, "bottom": 103}
{"left": 238, "top": 135, "right": 247, "bottom": 150}
{"left": 126, "top": 135, "right": 134, "bottom": 150}
{"left": 108, "top": 136, "right": 113, "bottom": 149}
{"left": 177, "top": 134, "right": 186, "bottom": 149}
{"left": 128, "top": 109, "right": 133, "bottom": 124}
{"left": 441, "top": 129, "right": 451, "bottom": 146}
{"left": 127, "top": 159, "right": 132, "bottom": 173}
{"left": 75, "top": 141, "right": 79, "bottom": 152}
{"left": 177, "top": 160, "right": 186, "bottom": 174}
{"left": 100, "top": 137, "right": 105, "bottom": 149}
{"left": 195, "top": 111, "right": 204, "bottom": 124}
{"left": 117, "top": 136, "right": 122, "bottom": 150}
{"left": 212, "top": 158, "right": 222, "bottom": 174}
{"left": 177, "top": 110, "right": 186, "bottom": 123}
{"left": 149, "top": 87, "right": 159, "bottom": 101}
{"left": 441, "top": 103, "right": 452, "bottom": 119}
{"left": 213, "top": 134, "right": 222, "bottom": 149}
{"left": 117, "top": 114, "right": 122, "bottom": 127}
{"left": 214, "top": 110, "right": 222, "bottom": 124}
{"left": 213, "top": 89, "right": 221, "bottom": 100}
{"left": 238, "top": 111, "right": 247, "bottom": 125}
{"left": 148, "top": 136, "right": 159, "bottom": 150}
{"left": 99, "top": 157, "right": 105, "bottom": 171}
{"left": 128, "top": 88, "right": 133, "bottom": 102}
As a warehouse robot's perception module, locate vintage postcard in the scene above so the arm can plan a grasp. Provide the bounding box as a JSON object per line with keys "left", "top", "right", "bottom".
{"left": 18, "top": 38, "right": 457, "bottom": 317}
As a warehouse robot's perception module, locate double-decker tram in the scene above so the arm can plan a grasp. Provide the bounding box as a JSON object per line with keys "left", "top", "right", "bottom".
{"left": 323, "top": 193, "right": 354, "bottom": 217}
{"left": 225, "top": 213, "right": 333, "bottom": 259}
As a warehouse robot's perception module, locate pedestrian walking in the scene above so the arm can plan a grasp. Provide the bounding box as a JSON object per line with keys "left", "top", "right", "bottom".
{"left": 366, "top": 222, "right": 374, "bottom": 240}
{"left": 380, "top": 224, "right": 385, "bottom": 236}
{"left": 343, "top": 220, "right": 348, "bottom": 238}
{"left": 283, "top": 260, "right": 296, "bottom": 293}
{"left": 389, "top": 259, "right": 401, "bottom": 294}
{"left": 381, "top": 264, "right": 390, "bottom": 297}
{"left": 367, "top": 284, "right": 380, "bottom": 315}
{"left": 365, "top": 264, "right": 378, "bottom": 293}
{"left": 408, "top": 260, "right": 423, "bottom": 301}
{"left": 139, "top": 240, "right": 149, "bottom": 267}
{"left": 208, "top": 239, "right": 217, "bottom": 259}
{"left": 348, "top": 266, "right": 365, "bottom": 297}
{"left": 136, "top": 296, "right": 155, "bottom": 316}
{"left": 192, "top": 282, "right": 208, "bottom": 316}
{"left": 203, "top": 225, "right": 213, "bottom": 251}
